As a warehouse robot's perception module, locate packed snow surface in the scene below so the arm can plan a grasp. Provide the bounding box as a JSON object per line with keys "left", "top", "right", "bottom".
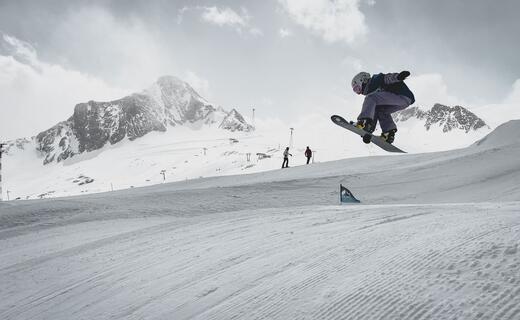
{"left": 1, "top": 121, "right": 520, "bottom": 319}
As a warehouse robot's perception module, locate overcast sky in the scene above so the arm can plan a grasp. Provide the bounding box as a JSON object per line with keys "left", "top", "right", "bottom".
{"left": 1, "top": 0, "right": 519, "bottom": 140}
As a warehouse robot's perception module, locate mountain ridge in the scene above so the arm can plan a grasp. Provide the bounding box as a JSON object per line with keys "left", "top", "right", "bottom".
{"left": 31, "top": 76, "right": 253, "bottom": 164}
{"left": 394, "top": 103, "right": 488, "bottom": 133}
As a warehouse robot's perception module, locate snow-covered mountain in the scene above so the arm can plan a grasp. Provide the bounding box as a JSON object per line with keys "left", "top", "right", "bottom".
{"left": 34, "top": 76, "right": 253, "bottom": 164}
{"left": 394, "top": 103, "right": 489, "bottom": 133}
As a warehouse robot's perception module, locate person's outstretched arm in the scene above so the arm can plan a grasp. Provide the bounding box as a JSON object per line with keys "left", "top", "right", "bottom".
{"left": 384, "top": 71, "right": 410, "bottom": 84}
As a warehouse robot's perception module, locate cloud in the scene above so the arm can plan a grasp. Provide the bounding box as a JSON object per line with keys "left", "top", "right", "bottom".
{"left": 505, "top": 79, "right": 520, "bottom": 104}
{"left": 184, "top": 70, "right": 211, "bottom": 100}
{"left": 249, "top": 27, "right": 264, "bottom": 37}
{"left": 496, "top": 79, "right": 520, "bottom": 121}
{"left": 0, "top": 6, "right": 179, "bottom": 140}
{"left": 0, "top": 33, "right": 39, "bottom": 68}
{"left": 0, "top": 33, "right": 128, "bottom": 140}
{"left": 177, "top": 6, "right": 189, "bottom": 24}
{"left": 277, "top": 0, "right": 368, "bottom": 44}
{"left": 406, "top": 73, "right": 464, "bottom": 110}
{"left": 49, "top": 6, "right": 170, "bottom": 90}
{"left": 279, "top": 28, "right": 293, "bottom": 38}
{"left": 180, "top": 6, "right": 262, "bottom": 36}
{"left": 201, "top": 7, "right": 248, "bottom": 28}
{"left": 341, "top": 56, "right": 363, "bottom": 71}
{"left": 471, "top": 78, "right": 520, "bottom": 126}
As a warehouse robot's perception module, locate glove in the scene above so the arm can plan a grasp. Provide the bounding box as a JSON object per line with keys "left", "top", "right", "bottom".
{"left": 397, "top": 71, "right": 410, "bottom": 81}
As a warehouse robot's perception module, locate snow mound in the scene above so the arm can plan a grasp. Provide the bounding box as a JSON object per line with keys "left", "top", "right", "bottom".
{"left": 472, "top": 120, "right": 520, "bottom": 149}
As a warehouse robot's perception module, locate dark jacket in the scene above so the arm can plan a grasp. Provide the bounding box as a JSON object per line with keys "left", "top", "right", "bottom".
{"left": 364, "top": 73, "right": 415, "bottom": 104}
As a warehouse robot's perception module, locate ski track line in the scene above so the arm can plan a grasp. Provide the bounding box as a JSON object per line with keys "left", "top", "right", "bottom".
{"left": 312, "top": 227, "right": 428, "bottom": 319}
{"left": 0, "top": 218, "right": 188, "bottom": 274}
{"left": 275, "top": 222, "right": 408, "bottom": 319}
{"left": 191, "top": 213, "right": 371, "bottom": 319}
{"left": 308, "top": 209, "right": 518, "bottom": 320}
{"left": 258, "top": 250, "right": 352, "bottom": 319}
{"left": 317, "top": 255, "right": 394, "bottom": 319}
{"left": 115, "top": 211, "right": 313, "bottom": 319}
{"left": 506, "top": 306, "right": 520, "bottom": 320}
{"left": 263, "top": 223, "right": 392, "bottom": 319}
{"left": 387, "top": 226, "right": 516, "bottom": 320}
{"left": 0, "top": 216, "right": 238, "bottom": 319}
{"left": 1, "top": 228, "right": 174, "bottom": 312}
{"left": 425, "top": 224, "right": 518, "bottom": 320}
{"left": 486, "top": 287, "right": 520, "bottom": 320}
{"left": 148, "top": 226, "right": 286, "bottom": 316}
{"left": 194, "top": 229, "right": 350, "bottom": 319}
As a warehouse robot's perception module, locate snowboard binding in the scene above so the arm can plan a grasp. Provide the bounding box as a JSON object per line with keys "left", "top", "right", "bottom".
{"left": 333, "top": 115, "right": 406, "bottom": 153}
{"left": 362, "top": 133, "right": 372, "bottom": 144}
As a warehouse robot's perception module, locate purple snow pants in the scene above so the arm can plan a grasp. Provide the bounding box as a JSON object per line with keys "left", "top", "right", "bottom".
{"left": 357, "top": 91, "right": 412, "bottom": 132}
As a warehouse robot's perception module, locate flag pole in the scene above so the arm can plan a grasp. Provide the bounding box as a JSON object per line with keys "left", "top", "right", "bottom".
{"left": 0, "top": 143, "right": 5, "bottom": 201}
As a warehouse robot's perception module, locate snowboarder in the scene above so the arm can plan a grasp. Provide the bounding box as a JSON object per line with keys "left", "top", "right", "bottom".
{"left": 305, "top": 146, "right": 312, "bottom": 164}
{"left": 351, "top": 71, "right": 415, "bottom": 144}
{"left": 282, "top": 147, "right": 292, "bottom": 168}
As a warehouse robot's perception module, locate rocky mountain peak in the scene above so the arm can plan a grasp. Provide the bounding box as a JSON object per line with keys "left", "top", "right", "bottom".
{"left": 394, "top": 103, "right": 488, "bottom": 133}
{"left": 153, "top": 75, "right": 205, "bottom": 102}
{"left": 427, "top": 104, "right": 487, "bottom": 132}
{"left": 2, "top": 137, "right": 32, "bottom": 155}
{"left": 155, "top": 75, "right": 192, "bottom": 91}
{"left": 33, "top": 76, "right": 253, "bottom": 165}
{"left": 219, "top": 108, "right": 254, "bottom": 132}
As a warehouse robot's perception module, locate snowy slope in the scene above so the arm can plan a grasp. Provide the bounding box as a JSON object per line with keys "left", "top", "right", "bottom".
{"left": 0, "top": 121, "right": 519, "bottom": 319}
{"left": 2, "top": 108, "right": 493, "bottom": 200}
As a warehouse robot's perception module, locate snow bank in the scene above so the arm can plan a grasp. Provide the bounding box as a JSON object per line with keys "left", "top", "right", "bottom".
{"left": 472, "top": 120, "right": 520, "bottom": 149}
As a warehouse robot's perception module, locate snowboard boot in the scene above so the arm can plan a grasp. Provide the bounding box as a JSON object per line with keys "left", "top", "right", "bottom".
{"left": 355, "top": 118, "right": 375, "bottom": 134}
{"left": 380, "top": 129, "right": 397, "bottom": 144}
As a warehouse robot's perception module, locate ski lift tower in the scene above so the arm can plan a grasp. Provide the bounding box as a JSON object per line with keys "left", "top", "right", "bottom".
{"left": 289, "top": 128, "right": 294, "bottom": 149}
{"left": 0, "top": 143, "right": 5, "bottom": 201}
{"left": 252, "top": 107, "right": 255, "bottom": 128}
{"left": 160, "top": 170, "right": 166, "bottom": 183}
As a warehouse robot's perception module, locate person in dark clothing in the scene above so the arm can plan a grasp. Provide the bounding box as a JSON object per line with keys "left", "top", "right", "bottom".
{"left": 282, "top": 147, "right": 292, "bottom": 168}
{"left": 305, "top": 146, "right": 312, "bottom": 164}
{"left": 351, "top": 71, "right": 415, "bottom": 144}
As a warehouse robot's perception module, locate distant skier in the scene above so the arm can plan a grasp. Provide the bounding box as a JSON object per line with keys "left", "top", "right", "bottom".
{"left": 351, "top": 71, "right": 415, "bottom": 144}
{"left": 282, "top": 147, "right": 292, "bottom": 168}
{"left": 305, "top": 146, "right": 312, "bottom": 164}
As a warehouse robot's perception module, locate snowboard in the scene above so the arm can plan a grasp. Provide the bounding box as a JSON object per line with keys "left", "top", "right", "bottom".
{"left": 331, "top": 115, "right": 406, "bottom": 153}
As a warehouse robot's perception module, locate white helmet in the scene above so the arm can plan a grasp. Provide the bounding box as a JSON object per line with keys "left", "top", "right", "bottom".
{"left": 351, "top": 72, "right": 371, "bottom": 94}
